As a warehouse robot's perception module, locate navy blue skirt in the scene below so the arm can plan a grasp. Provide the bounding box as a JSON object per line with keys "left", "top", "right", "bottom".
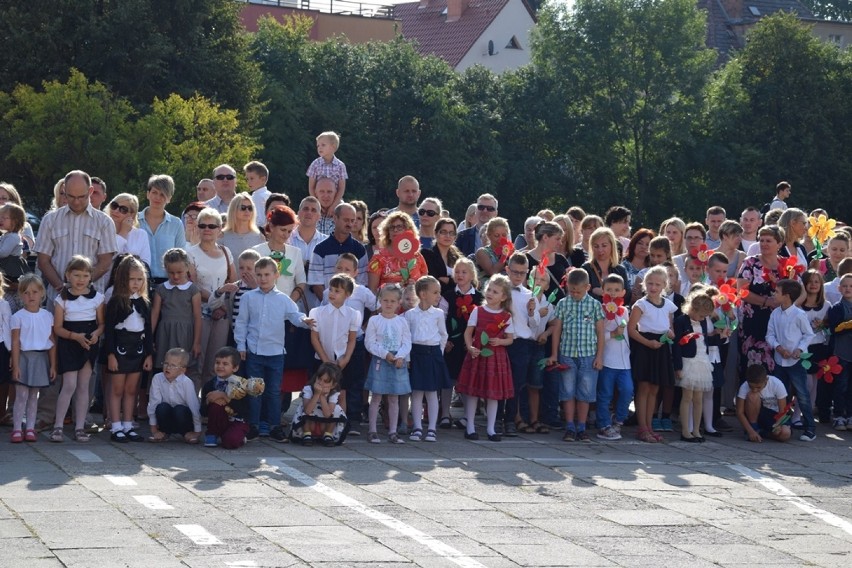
{"left": 409, "top": 344, "right": 452, "bottom": 392}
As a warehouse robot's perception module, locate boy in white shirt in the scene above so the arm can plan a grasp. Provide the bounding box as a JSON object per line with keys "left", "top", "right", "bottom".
{"left": 310, "top": 273, "right": 362, "bottom": 430}
{"left": 736, "top": 364, "right": 791, "bottom": 443}
{"left": 765, "top": 279, "right": 816, "bottom": 441}
{"left": 147, "top": 348, "right": 202, "bottom": 444}
{"left": 244, "top": 161, "right": 271, "bottom": 228}
{"left": 596, "top": 275, "right": 632, "bottom": 441}
{"left": 503, "top": 253, "right": 541, "bottom": 436}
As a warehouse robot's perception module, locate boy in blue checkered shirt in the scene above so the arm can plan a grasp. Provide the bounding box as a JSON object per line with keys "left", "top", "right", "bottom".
{"left": 546, "top": 269, "right": 605, "bottom": 442}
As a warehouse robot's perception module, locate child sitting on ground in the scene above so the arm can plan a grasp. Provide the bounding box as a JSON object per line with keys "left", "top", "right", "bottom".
{"left": 736, "top": 364, "right": 791, "bottom": 443}
{"left": 290, "top": 362, "right": 349, "bottom": 446}
{"left": 147, "top": 348, "right": 202, "bottom": 444}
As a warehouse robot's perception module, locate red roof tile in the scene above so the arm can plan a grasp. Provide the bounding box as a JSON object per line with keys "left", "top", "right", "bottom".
{"left": 394, "top": 0, "right": 511, "bottom": 68}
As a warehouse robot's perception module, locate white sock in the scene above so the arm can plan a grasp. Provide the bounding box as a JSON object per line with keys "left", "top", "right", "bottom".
{"left": 122, "top": 421, "right": 133, "bottom": 432}
{"left": 111, "top": 421, "right": 123, "bottom": 433}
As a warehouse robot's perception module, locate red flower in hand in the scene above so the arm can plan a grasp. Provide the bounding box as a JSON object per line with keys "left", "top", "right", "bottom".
{"left": 816, "top": 356, "right": 842, "bottom": 384}
{"left": 690, "top": 244, "right": 712, "bottom": 266}
{"left": 455, "top": 295, "right": 474, "bottom": 321}
{"left": 485, "top": 313, "right": 511, "bottom": 336}
{"left": 496, "top": 237, "right": 514, "bottom": 263}
{"left": 678, "top": 332, "right": 701, "bottom": 346}
{"left": 778, "top": 256, "right": 804, "bottom": 280}
{"left": 602, "top": 294, "right": 626, "bottom": 321}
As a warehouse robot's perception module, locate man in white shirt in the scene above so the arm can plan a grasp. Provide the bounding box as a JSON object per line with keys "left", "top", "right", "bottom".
{"left": 206, "top": 164, "right": 237, "bottom": 214}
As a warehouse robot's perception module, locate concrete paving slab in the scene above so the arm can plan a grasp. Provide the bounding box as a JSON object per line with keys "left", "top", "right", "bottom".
{"left": 489, "top": 542, "right": 617, "bottom": 566}
{"left": 53, "top": 547, "right": 188, "bottom": 568}
{"left": 21, "top": 510, "right": 155, "bottom": 549}
{"left": 256, "top": 526, "right": 408, "bottom": 562}
{"left": 597, "top": 509, "right": 701, "bottom": 526}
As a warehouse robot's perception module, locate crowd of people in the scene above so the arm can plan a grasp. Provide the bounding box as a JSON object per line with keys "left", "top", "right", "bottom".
{"left": 1, "top": 133, "right": 850, "bottom": 450}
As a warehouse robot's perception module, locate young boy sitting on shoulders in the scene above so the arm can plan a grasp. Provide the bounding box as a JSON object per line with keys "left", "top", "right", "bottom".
{"left": 736, "top": 364, "right": 791, "bottom": 443}
{"left": 244, "top": 161, "right": 271, "bottom": 228}
{"left": 201, "top": 346, "right": 253, "bottom": 449}
{"left": 147, "top": 348, "right": 202, "bottom": 444}
{"left": 307, "top": 131, "right": 347, "bottom": 209}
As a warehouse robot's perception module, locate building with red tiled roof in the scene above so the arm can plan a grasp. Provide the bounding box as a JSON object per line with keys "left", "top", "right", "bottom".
{"left": 394, "top": 0, "right": 537, "bottom": 72}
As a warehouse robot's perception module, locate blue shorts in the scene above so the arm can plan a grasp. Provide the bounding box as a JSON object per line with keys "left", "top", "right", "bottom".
{"left": 748, "top": 406, "right": 777, "bottom": 438}
{"left": 558, "top": 355, "right": 598, "bottom": 403}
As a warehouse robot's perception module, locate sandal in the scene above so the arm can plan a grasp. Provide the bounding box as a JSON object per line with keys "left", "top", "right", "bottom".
{"left": 368, "top": 432, "right": 381, "bottom": 444}
{"left": 652, "top": 432, "right": 664, "bottom": 443}
{"left": 50, "top": 428, "right": 64, "bottom": 443}
{"left": 10, "top": 430, "right": 23, "bottom": 443}
{"left": 111, "top": 430, "right": 129, "bottom": 443}
{"left": 637, "top": 427, "right": 657, "bottom": 443}
{"left": 148, "top": 432, "right": 168, "bottom": 443}
{"left": 438, "top": 416, "right": 452, "bottom": 429}
{"left": 322, "top": 434, "right": 335, "bottom": 447}
{"left": 424, "top": 429, "right": 437, "bottom": 442}
{"left": 453, "top": 417, "right": 467, "bottom": 430}
{"left": 24, "top": 429, "right": 37, "bottom": 443}
{"left": 531, "top": 421, "right": 550, "bottom": 434}
{"left": 302, "top": 434, "right": 313, "bottom": 447}
{"left": 388, "top": 432, "right": 405, "bottom": 444}
{"left": 408, "top": 428, "right": 423, "bottom": 441}
{"left": 125, "top": 429, "right": 144, "bottom": 442}
{"left": 74, "top": 429, "right": 90, "bottom": 443}
{"left": 515, "top": 421, "right": 536, "bottom": 434}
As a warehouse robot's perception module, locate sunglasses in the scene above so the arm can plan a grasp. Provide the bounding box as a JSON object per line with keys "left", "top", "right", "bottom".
{"left": 239, "top": 205, "right": 253, "bottom": 211}
{"left": 110, "top": 202, "right": 130, "bottom": 214}
{"left": 197, "top": 223, "right": 220, "bottom": 230}
{"left": 418, "top": 209, "right": 439, "bottom": 217}
{"left": 477, "top": 204, "right": 496, "bottom": 212}
{"left": 214, "top": 174, "right": 236, "bottom": 181}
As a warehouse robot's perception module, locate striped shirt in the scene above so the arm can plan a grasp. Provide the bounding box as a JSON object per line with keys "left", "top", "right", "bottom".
{"left": 33, "top": 204, "right": 117, "bottom": 293}
{"left": 308, "top": 234, "right": 368, "bottom": 288}
{"left": 552, "top": 294, "right": 604, "bottom": 358}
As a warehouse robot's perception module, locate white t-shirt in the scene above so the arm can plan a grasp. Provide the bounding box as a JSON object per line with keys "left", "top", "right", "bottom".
{"left": 737, "top": 375, "right": 787, "bottom": 413}
{"left": 11, "top": 309, "right": 54, "bottom": 351}
{"left": 633, "top": 297, "right": 677, "bottom": 334}
{"left": 467, "top": 305, "right": 516, "bottom": 335}
{"left": 54, "top": 292, "right": 105, "bottom": 322}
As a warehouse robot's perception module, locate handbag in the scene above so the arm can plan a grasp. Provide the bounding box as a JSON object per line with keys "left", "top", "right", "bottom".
{"left": 0, "top": 254, "right": 31, "bottom": 281}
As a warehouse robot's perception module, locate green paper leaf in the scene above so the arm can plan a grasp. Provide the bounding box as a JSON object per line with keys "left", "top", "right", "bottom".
{"left": 537, "top": 358, "right": 549, "bottom": 369}
{"left": 532, "top": 285, "right": 542, "bottom": 297}
{"left": 479, "top": 348, "right": 494, "bottom": 357}
{"left": 527, "top": 273, "right": 536, "bottom": 289}
{"left": 801, "top": 360, "right": 812, "bottom": 370}
{"left": 480, "top": 331, "right": 490, "bottom": 345}
{"left": 451, "top": 318, "right": 458, "bottom": 332}
{"left": 407, "top": 258, "right": 416, "bottom": 270}
{"left": 799, "top": 352, "right": 813, "bottom": 360}
{"left": 614, "top": 334, "right": 625, "bottom": 341}
{"left": 547, "top": 289, "right": 558, "bottom": 303}
{"left": 659, "top": 334, "right": 673, "bottom": 345}
{"left": 714, "top": 319, "right": 727, "bottom": 329}
{"left": 400, "top": 268, "right": 409, "bottom": 281}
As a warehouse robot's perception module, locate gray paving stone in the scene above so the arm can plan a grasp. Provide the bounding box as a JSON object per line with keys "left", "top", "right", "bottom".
{"left": 53, "top": 547, "right": 188, "bottom": 568}
{"left": 489, "top": 542, "right": 617, "bottom": 566}
{"left": 21, "top": 510, "right": 155, "bottom": 549}
{"left": 675, "top": 543, "right": 805, "bottom": 564}
{"left": 597, "top": 509, "right": 700, "bottom": 526}
{"left": 256, "top": 525, "right": 408, "bottom": 562}
{"left": 0, "top": 517, "right": 33, "bottom": 538}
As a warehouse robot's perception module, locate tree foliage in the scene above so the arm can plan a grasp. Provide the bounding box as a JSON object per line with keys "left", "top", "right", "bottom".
{"left": 800, "top": 0, "right": 852, "bottom": 21}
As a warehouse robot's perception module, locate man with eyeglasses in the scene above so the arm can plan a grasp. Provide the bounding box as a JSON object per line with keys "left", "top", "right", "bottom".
{"left": 206, "top": 164, "right": 238, "bottom": 214}
{"left": 455, "top": 193, "right": 498, "bottom": 257}
{"left": 388, "top": 175, "right": 422, "bottom": 228}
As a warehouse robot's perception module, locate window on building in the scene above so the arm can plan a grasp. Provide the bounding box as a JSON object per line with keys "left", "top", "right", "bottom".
{"left": 828, "top": 34, "right": 844, "bottom": 47}
{"left": 506, "top": 36, "right": 522, "bottom": 50}
{"left": 748, "top": 6, "right": 760, "bottom": 16}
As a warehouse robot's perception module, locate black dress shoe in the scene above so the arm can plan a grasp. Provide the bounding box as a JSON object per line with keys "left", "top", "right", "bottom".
{"left": 487, "top": 433, "right": 502, "bottom": 442}
{"left": 464, "top": 432, "right": 479, "bottom": 441}
{"left": 680, "top": 435, "right": 702, "bottom": 443}
{"left": 704, "top": 430, "right": 723, "bottom": 438}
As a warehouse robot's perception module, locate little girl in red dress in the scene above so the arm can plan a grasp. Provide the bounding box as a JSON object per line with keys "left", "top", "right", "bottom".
{"left": 457, "top": 274, "right": 515, "bottom": 441}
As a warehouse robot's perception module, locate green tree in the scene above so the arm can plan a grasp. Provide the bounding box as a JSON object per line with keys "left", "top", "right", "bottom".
{"left": 532, "top": 0, "right": 716, "bottom": 224}
{"left": 800, "top": 0, "right": 852, "bottom": 21}
{"left": 702, "top": 12, "right": 852, "bottom": 219}
{"left": 134, "top": 94, "right": 262, "bottom": 211}
{"left": 0, "top": 69, "right": 136, "bottom": 211}
{"left": 0, "top": 0, "right": 260, "bottom": 119}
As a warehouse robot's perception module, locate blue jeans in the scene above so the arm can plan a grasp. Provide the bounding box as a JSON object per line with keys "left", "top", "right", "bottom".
{"left": 558, "top": 355, "right": 598, "bottom": 403}
{"left": 504, "top": 338, "right": 537, "bottom": 423}
{"left": 774, "top": 361, "right": 814, "bottom": 432}
{"left": 247, "top": 352, "right": 286, "bottom": 430}
{"left": 596, "top": 367, "right": 633, "bottom": 428}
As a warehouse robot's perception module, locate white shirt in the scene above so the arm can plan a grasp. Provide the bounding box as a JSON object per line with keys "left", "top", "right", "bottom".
{"left": 114, "top": 294, "right": 146, "bottom": 332}
{"left": 532, "top": 295, "right": 554, "bottom": 338}
{"left": 365, "top": 314, "right": 412, "bottom": 360}
{"left": 309, "top": 303, "right": 362, "bottom": 361}
{"left": 803, "top": 301, "right": 832, "bottom": 346}
{"left": 0, "top": 299, "right": 10, "bottom": 351}
{"left": 737, "top": 375, "right": 787, "bottom": 413}
{"left": 116, "top": 227, "right": 152, "bottom": 266}
{"left": 11, "top": 309, "right": 54, "bottom": 351}
{"left": 404, "top": 305, "right": 448, "bottom": 350}
{"left": 766, "top": 304, "right": 815, "bottom": 367}
{"left": 321, "top": 284, "right": 375, "bottom": 338}
{"left": 249, "top": 187, "right": 271, "bottom": 227}
{"left": 467, "top": 305, "right": 516, "bottom": 335}
{"left": 54, "top": 291, "right": 105, "bottom": 322}
{"left": 602, "top": 313, "right": 631, "bottom": 370}
{"left": 634, "top": 297, "right": 677, "bottom": 334}
{"left": 251, "top": 242, "right": 306, "bottom": 296}
{"left": 146, "top": 373, "right": 202, "bottom": 432}
{"left": 509, "top": 286, "right": 539, "bottom": 340}
{"left": 825, "top": 279, "right": 841, "bottom": 305}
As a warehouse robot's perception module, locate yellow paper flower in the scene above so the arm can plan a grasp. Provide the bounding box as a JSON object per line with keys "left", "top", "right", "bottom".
{"left": 807, "top": 214, "right": 836, "bottom": 244}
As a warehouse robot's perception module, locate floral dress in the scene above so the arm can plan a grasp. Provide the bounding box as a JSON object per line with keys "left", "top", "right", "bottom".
{"left": 443, "top": 287, "right": 483, "bottom": 379}
{"left": 368, "top": 249, "right": 427, "bottom": 287}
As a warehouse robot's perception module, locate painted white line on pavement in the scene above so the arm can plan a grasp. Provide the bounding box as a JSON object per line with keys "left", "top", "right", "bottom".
{"left": 67, "top": 449, "right": 102, "bottom": 463}
{"left": 134, "top": 495, "right": 174, "bottom": 510}
{"left": 175, "top": 524, "right": 222, "bottom": 545}
{"left": 729, "top": 464, "right": 852, "bottom": 537}
{"left": 265, "top": 458, "right": 487, "bottom": 568}
{"left": 224, "top": 561, "right": 258, "bottom": 567}
{"left": 104, "top": 475, "right": 137, "bottom": 486}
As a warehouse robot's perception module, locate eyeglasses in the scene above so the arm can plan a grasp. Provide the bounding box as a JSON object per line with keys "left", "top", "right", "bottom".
{"left": 239, "top": 205, "right": 253, "bottom": 212}
{"left": 389, "top": 224, "right": 406, "bottom": 232}
{"left": 437, "top": 230, "right": 457, "bottom": 237}
{"left": 418, "top": 209, "right": 439, "bottom": 217}
{"left": 110, "top": 202, "right": 130, "bottom": 214}
{"left": 477, "top": 204, "right": 496, "bottom": 212}
{"left": 197, "top": 223, "right": 220, "bottom": 230}
{"left": 185, "top": 213, "right": 199, "bottom": 221}
{"left": 508, "top": 268, "right": 527, "bottom": 277}
{"left": 65, "top": 193, "right": 89, "bottom": 202}
{"left": 214, "top": 174, "right": 236, "bottom": 181}
{"left": 162, "top": 363, "right": 185, "bottom": 369}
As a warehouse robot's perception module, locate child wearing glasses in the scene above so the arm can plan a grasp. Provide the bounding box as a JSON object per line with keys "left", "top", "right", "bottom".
{"left": 307, "top": 131, "right": 347, "bottom": 210}
{"left": 147, "top": 348, "right": 202, "bottom": 443}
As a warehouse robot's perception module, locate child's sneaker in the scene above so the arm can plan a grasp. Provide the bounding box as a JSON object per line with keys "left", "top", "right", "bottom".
{"left": 270, "top": 426, "right": 289, "bottom": 443}
{"left": 800, "top": 431, "right": 816, "bottom": 442}
{"left": 661, "top": 418, "right": 674, "bottom": 432}
{"left": 562, "top": 429, "right": 576, "bottom": 442}
{"left": 651, "top": 418, "right": 663, "bottom": 431}
{"left": 833, "top": 417, "right": 847, "bottom": 431}
{"left": 203, "top": 434, "right": 218, "bottom": 447}
{"left": 612, "top": 421, "right": 624, "bottom": 435}
{"left": 597, "top": 426, "right": 622, "bottom": 441}
{"left": 246, "top": 426, "right": 259, "bottom": 442}
{"left": 258, "top": 424, "right": 271, "bottom": 437}
{"left": 576, "top": 429, "right": 591, "bottom": 443}
{"left": 348, "top": 422, "right": 361, "bottom": 437}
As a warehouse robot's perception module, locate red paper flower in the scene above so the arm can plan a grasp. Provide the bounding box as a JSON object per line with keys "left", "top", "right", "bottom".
{"left": 485, "top": 313, "right": 511, "bottom": 336}
{"left": 496, "top": 237, "right": 514, "bottom": 263}
{"left": 391, "top": 230, "right": 420, "bottom": 262}
{"left": 778, "top": 256, "right": 804, "bottom": 280}
{"left": 537, "top": 252, "right": 551, "bottom": 276}
{"left": 678, "top": 332, "right": 701, "bottom": 346}
{"left": 714, "top": 282, "right": 748, "bottom": 314}
{"left": 455, "top": 295, "right": 475, "bottom": 321}
{"left": 602, "top": 294, "right": 626, "bottom": 321}
{"left": 689, "top": 244, "right": 712, "bottom": 266}
{"left": 816, "top": 356, "right": 842, "bottom": 384}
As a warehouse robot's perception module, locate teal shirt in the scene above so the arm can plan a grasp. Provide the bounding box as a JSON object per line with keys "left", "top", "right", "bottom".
{"left": 138, "top": 209, "right": 186, "bottom": 278}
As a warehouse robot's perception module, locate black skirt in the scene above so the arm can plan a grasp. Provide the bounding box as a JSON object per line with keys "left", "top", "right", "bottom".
{"left": 57, "top": 320, "right": 99, "bottom": 374}
{"left": 629, "top": 331, "right": 675, "bottom": 387}
{"left": 410, "top": 344, "right": 452, "bottom": 391}
{"left": 107, "top": 329, "right": 147, "bottom": 374}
